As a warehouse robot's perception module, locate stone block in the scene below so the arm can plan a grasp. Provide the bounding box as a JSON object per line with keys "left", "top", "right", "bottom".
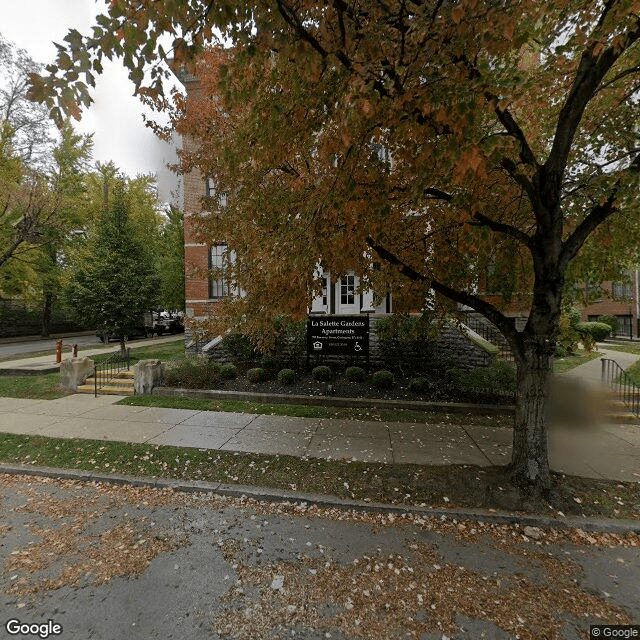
{"left": 134, "top": 359, "right": 165, "bottom": 395}
{"left": 60, "top": 357, "right": 94, "bottom": 392}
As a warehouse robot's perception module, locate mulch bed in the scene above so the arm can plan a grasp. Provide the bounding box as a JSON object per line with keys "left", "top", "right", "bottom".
{"left": 169, "top": 369, "right": 515, "bottom": 406}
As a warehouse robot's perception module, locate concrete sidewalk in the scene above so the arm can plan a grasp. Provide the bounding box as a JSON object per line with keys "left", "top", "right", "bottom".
{"left": 560, "top": 344, "right": 640, "bottom": 388}
{"left": 1, "top": 393, "right": 639, "bottom": 482}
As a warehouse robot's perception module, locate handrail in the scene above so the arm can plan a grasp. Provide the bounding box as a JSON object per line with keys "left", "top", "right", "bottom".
{"left": 601, "top": 357, "right": 640, "bottom": 417}
{"left": 94, "top": 348, "right": 130, "bottom": 397}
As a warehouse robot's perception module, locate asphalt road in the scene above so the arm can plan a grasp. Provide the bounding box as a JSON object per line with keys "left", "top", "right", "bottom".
{"left": 0, "top": 333, "right": 178, "bottom": 360}
{"left": 0, "top": 474, "right": 638, "bottom": 639}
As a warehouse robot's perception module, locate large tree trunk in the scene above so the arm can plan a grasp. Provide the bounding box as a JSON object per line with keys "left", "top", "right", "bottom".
{"left": 510, "top": 340, "right": 554, "bottom": 491}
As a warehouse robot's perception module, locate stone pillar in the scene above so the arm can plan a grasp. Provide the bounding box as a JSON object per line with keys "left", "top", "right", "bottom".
{"left": 134, "top": 359, "right": 165, "bottom": 395}
{"left": 60, "top": 357, "right": 94, "bottom": 392}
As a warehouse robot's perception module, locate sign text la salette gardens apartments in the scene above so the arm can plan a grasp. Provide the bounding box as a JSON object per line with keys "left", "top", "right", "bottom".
{"left": 306, "top": 315, "right": 369, "bottom": 360}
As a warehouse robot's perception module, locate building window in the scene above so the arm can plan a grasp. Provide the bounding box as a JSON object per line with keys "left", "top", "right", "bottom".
{"left": 205, "top": 178, "right": 227, "bottom": 207}
{"left": 612, "top": 282, "right": 633, "bottom": 299}
{"left": 617, "top": 315, "right": 632, "bottom": 337}
{"left": 209, "top": 244, "right": 229, "bottom": 299}
{"left": 322, "top": 276, "right": 328, "bottom": 307}
{"left": 340, "top": 275, "right": 355, "bottom": 305}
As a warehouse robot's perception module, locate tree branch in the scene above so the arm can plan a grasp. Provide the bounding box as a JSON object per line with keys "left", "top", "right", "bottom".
{"left": 560, "top": 153, "right": 640, "bottom": 269}
{"left": 546, "top": 14, "right": 640, "bottom": 177}
{"left": 365, "top": 235, "right": 523, "bottom": 354}
{"left": 471, "top": 212, "right": 533, "bottom": 249}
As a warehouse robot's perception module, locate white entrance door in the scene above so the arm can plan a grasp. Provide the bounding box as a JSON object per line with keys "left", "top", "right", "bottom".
{"left": 335, "top": 274, "right": 358, "bottom": 314}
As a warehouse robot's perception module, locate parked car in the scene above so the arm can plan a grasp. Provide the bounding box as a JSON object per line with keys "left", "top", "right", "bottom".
{"left": 96, "top": 319, "right": 152, "bottom": 343}
{"left": 150, "top": 311, "right": 184, "bottom": 335}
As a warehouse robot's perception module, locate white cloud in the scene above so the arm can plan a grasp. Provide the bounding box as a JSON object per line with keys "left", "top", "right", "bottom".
{"left": 1, "top": 0, "right": 181, "bottom": 205}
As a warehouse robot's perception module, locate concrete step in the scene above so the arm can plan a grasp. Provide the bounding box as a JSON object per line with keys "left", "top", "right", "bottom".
{"left": 76, "top": 384, "right": 134, "bottom": 396}
{"left": 84, "top": 376, "right": 134, "bottom": 386}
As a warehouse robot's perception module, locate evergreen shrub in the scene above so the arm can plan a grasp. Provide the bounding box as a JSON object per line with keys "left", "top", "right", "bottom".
{"left": 246, "top": 367, "right": 266, "bottom": 383}
{"left": 345, "top": 366, "right": 366, "bottom": 382}
{"left": 277, "top": 368, "right": 295, "bottom": 385}
{"left": 372, "top": 370, "right": 394, "bottom": 388}
{"left": 312, "top": 366, "right": 332, "bottom": 381}
{"left": 219, "top": 363, "right": 238, "bottom": 380}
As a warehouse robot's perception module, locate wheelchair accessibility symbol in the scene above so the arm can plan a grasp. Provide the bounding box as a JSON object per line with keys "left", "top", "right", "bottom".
{"left": 354, "top": 342, "right": 363, "bottom": 352}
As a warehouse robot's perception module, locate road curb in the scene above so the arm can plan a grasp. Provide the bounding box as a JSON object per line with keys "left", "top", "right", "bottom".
{"left": 2, "top": 463, "right": 638, "bottom": 535}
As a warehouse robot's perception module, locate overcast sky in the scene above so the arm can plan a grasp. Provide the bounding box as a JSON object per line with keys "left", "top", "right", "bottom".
{"left": 1, "top": 0, "right": 181, "bottom": 206}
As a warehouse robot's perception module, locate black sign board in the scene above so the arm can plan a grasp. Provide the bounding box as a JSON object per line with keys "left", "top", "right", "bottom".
{"left": 307, "top": 315, "right": 369, "bottom": 357}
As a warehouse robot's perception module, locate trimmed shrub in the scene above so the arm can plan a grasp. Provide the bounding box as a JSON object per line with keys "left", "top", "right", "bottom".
{"left": 246, "top": 367, "right": 266, "bottom": 383}
{"left": 219, "top": 363, "right": 238, "bottom": 380}
{"left": 597, "top": 315, "right": 618, "bottom": 334}
{"left": 575, "top": 321, "right": 611, "bottom": 342}
{"left": 409, "top": 376, "right": 429, "bottom": 393}
{"left": 277, "top": 368, "right": 295, "bottom": 385}
{"left": 312, "top": 365, "right": 332, "bottom": 381}
{"left": 345, "top": 366, "right": 366, "bottom": 382}
{"left": 260, "top": 355, "right": 280, "bottom": 374}
{"left": 372, "top": 369, "right": 394, "bottom": 389}
{"left": 163, "top": 359, "right": 221, "bottom": 389}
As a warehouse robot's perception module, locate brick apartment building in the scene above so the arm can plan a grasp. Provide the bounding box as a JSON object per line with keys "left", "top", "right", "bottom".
{"left": 580, "top": 272, "right": 640, "bottom": 338}
{"left": 178, "top": 69, "right": 391, "bottom": 350}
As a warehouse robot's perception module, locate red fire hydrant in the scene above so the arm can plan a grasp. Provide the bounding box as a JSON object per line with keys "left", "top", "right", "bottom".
{"left": 55, "top": 339, "right": 63, "bottom": 364}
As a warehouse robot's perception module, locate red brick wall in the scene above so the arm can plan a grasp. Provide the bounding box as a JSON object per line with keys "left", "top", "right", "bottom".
{"left": 581, "top": 274, "right": 639, "bottom": 337}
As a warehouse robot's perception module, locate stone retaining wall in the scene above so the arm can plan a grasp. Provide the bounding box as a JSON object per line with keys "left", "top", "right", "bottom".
{"left": 185, "top": 314, "right": 499, "bottom": 371}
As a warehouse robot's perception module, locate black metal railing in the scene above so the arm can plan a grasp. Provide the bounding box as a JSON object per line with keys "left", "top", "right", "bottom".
{"left": 601, "top": 357, "right": 640, "bottom": 417}
{"left": 94, "top": 349, "right": 130, "bottom": 397}
{"left": 463, "top": 314, "right": 515, "bottom": 362}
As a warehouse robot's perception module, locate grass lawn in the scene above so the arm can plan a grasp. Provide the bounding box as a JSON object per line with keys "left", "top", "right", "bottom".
{"left": 118, "top": 393, "right": 513, "bottom": 427}
{"left": 92, "top": 338, "right": 186, "bottom": 365}
{"left": 600, "top": 342, "right": 640, "bottom": 356}
{"left": 621, "top": 360, "right": 640, "bottom": 386}
{"left": 552, "top": 350, "right": 602, "bottom": 373}
{"left": 0, "top": 432, "right": 637, "bottom": 521}
{"left": 0, "top": 372, "right": 69, "bottom": 399}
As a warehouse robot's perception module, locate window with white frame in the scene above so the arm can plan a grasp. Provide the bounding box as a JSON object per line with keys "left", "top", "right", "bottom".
{"left": 322, "top": 276, "right": 328, "bottom": 307}
{"left": 340, "top": 275, "right": 355, "bottom": 305}
{"left": 205, "top": 178, "right": 227, "bottom": 207}
{"left": 209, "top": 244, "right": 229, "bottom": 299}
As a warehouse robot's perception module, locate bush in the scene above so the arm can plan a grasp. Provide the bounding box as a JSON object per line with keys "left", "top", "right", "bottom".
{"left": 277, "top": 368, "right": 295, "bottom": 385}
{"left": 597, "top": 315, "right": 618, "bottom": 334}
{"left": 575, "top": 321, "right": 611, "bottom": 342}
{"left": 246, "top": 367, "right": 266, "bottom": 383}
{"left": 222, "top": 332, "right": 256, "bottom": 363}
{"left": 219, "top": 363, "right": 238, "bottom": 380}
{"left": 345, "top": 366, "right": 366, "bottom": 382}
{"left": 163, "top": 358, "right": 221, "bottom": 389}
{"left": 374, "top": 314, "right": 438, "bottom": 373}
{"left": 372, "top": 370, "right": 394, "bottom": 388}
{"left": 555, "top": 345, "right": 568, "bottom": 358}
{"left": 447, "top": 361, "right": 516, "bottom": 394}
{"left": 409, "top": 377, "right": 429, "bottom": 393}
{"left": 557, "top": 308, "right": 586, "bottom": 354}
{"left": 270, "top": 315, "right": 307, "bottom": 369}
{"left": 260, "top": 355, "right": 280, "bottom": 374}
{"left": 312, "top": 365, "right": 332, "bottom": 381}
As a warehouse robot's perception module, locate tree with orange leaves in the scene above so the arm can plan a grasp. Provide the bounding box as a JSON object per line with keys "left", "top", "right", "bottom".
{"left": 30, "top": 0, "right": 640, "bottom": 494}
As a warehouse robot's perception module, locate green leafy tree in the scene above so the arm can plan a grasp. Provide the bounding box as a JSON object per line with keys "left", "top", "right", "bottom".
{"left": 30, "top": 0, "right": 640, "bottom": 495}
{"left": 157, "top": 204, "right": 185, "bottom": 312}
{"left": 62, "top": 185, "right": 160, "bottom": 354}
